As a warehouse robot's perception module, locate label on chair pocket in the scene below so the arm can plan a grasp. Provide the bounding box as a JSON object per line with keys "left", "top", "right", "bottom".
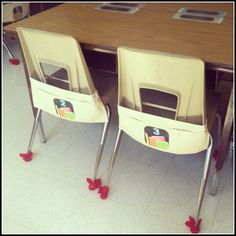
{"left": 144, "top": 126, "right": 169, "bottom": 150}
{"left": 54, "top": 98, "right": 75, "bottom": 120}
{"left": 13, "top": 6, "right": 23, "bottom": 20}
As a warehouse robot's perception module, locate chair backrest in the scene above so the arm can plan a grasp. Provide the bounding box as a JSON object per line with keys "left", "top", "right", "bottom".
{"left": 3, "top": 3, "right": 30, "bottom": 23}
{"left": 117, "top": 46, "right": 210, "bottom": 154}
{"left": 17, "top": 27, "right": 107, "bottom": 123}
{"left": 17, "top": 27, "right": 95, "bottom": 93}
{"left": 118, "top": 46, "right": 206, "bottom": 124}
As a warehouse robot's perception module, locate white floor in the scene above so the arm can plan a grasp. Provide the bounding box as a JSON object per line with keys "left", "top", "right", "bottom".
{"left": 2, "top": 37, "right": 234, "bottom": 234}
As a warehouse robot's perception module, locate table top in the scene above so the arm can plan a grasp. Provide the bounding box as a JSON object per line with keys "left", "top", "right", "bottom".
{"left": 4, "top": 3, "right": 233, "bottom": 67}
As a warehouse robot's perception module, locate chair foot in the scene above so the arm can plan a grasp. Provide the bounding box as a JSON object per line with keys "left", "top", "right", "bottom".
{"left": 9, "top": 58, "right": 20, "bottom": 65}
{"left": 185, "top": 216, "right": 202, "bottom": 233}
{"left": 98, "top": 185, "right": 109, "bottom": 200}
{"left": 86, "top": 178, "right": 101, "bottom": 191}
{"left": 19, "top": 151, "right": 33, "bottom": 162}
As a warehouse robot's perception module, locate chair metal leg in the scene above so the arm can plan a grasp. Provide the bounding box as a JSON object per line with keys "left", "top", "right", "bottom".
{"left": 215, "top": 71, "right": 220, "bottom": 90}
{"left": 196, "top": 136, "right": 213, "bottom": 220}
{"left": 3, "top": 41, "right": 14, "bottom": 59}
{"left": 87, "top": 105, "right": 111, "bottom": 190}
{"left": 186, "top": 136, "right": 213, "bottom": 233}
{"left": 105, "top": 129, "right": 123, "bottom": 186}
{"left": 93, "top": 105, "right": 111, "bottom": 179}
{"left": 19, "top": 109, "right": 42, "bottom": 162}
{"left": 2, "top": 40, "right": 20, "bottom": 65}
{"left": 26, "top": 109, "right": 42, "bottom": 152}
{"left": 210, "top": 170, "right": 221, "bottom": 196}
{"left": 38, "top": 111, "right": 46, "bottom": 143}
{"left": 98, "top": 129, "right": 123, "bottom": 199}
{"left": 216, "top": 113, "right": 222, "bottom": 148}
{"left": 211, "top": 113, "right": 222, "bottom": 195}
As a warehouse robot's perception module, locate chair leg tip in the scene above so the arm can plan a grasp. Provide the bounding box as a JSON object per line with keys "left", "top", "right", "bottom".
{"left": 19, "top": 151, "right": 33, "bottom": 162}
{"left": 9, "top": 58, "right": 20, "bottom": 65}
{"left": 86, "top": 178, "right": 101, "bottom": 191}
{"left": 185, "top": 216, "right": 202, "bottom": 233}
{"left": 98, "top": 186, "right": 109, "bottom": 200}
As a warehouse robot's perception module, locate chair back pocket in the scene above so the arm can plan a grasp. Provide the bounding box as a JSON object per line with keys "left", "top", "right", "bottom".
{"left": 118, "top": 105, "right": 210, "bottom": 154}
{"left": 30, "top": 78, "right": 108, "bottom": 123}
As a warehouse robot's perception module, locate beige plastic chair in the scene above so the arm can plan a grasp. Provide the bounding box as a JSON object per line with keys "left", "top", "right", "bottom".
{"left": 99, "top": 46, "right": 221, "bottom": 233}
{"left": 3, "top": 3, "right": 30, "bottom": 65}
{"left": 17, "top": 27, "right": 115, "bottom": 191}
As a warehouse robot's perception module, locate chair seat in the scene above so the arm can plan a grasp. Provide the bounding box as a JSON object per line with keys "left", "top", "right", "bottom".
{"left": 206, "top": 90, "right": 221, "bottom": 131}
{"left": 90, "top": 68, "right": 117, "bottom": 105}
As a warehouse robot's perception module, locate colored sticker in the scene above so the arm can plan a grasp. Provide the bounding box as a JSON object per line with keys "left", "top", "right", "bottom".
{"left": 54, "top": 99, "right": 75, "bottom": 120}
{"left": 144, "top": 126, "right": 169, "bottom": 150}
{"left": 13, "top": 6, "right": 23, "bottom": 20}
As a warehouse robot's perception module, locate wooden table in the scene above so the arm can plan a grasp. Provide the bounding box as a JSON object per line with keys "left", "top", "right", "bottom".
{"left": 4, "top": 3, "right": 233, "bottom": 66}
{"left": 3, "top": 3, "right": 233, "bottom": 181}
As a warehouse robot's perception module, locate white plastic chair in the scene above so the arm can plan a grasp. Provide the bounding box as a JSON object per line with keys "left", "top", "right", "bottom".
{"left": 99, "top": 46, "right": 221, "bottom": 233}
{"left": 17, "top": 27, "right": 116, "bottom": 191}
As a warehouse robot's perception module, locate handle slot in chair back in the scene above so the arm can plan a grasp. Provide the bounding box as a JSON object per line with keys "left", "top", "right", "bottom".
{"left": 39, "top": 63, "right": 70, "bottom": 90}
{"left": 140, "top": 87, "right": 179, "bottom": 120}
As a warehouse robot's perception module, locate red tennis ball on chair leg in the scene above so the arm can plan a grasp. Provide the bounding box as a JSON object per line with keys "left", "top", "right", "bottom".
{"left": 19, "top": 151, "right": 33, "bottom": 162}
{"left": 9, "top": 58, "right": 20, "bottom": 65}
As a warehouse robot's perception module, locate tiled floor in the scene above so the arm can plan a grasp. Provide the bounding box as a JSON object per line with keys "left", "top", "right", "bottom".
{"left": 2, "top": 37, "right": 234, "bottom": 234}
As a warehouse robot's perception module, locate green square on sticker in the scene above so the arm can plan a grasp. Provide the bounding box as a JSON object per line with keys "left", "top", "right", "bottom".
{"left": 64, "top": 112, "right": 75, "bottom": 120}
{"left": 157, "top": 141, "right": 169, "bottom": 150}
